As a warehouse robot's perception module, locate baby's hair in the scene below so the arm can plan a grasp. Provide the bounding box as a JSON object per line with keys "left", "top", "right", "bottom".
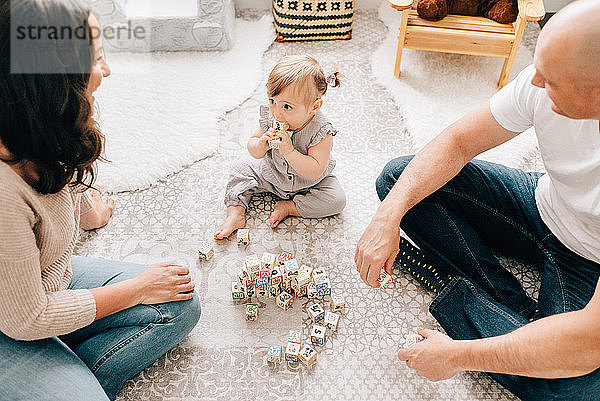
{"left": 267, "top": 55, "right": 342, "bottom": 107}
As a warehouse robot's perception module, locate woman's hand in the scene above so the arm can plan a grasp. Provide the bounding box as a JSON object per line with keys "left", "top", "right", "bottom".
{"left": 80, "top": 188, "right": 114, "bottom": 230}
{"left": 133, "top": 262, "right": 195, "bottom": 305}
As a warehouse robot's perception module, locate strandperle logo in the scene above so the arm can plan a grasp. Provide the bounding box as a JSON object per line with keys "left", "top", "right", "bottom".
{"left": 14, "top": 20, "right": 145, "bottom": 42}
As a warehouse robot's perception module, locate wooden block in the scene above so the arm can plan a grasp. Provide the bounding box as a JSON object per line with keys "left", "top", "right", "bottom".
{"left": 277, "top": 251, "right": 294, "bottom": 267}
{"left": 405, "top": 332, "right": 423, "bottom": 348}
{"left": 298, "top": 344, "right": 317, "bottom": 366}
{"left": 288, "top": 330, "right": 302, "bottom": 344}
{"left": 267, "top": 344, "right": 283, "bottom": 364}
{"left": 273, "top": 119, "right": 289, "bottom": 132}
{"left": 377, "top": 270, "right": 393, "bottom": 289}
{"left": 306, "top": 281, "right": 317, "bottom": 299}
{"left": 276, "top": 291, "right": 294, "bottom": 311}
{"left": 324, "top": 311, "right": 340, "bottom": 331}
{"left": 295, "top": 284, "right": 307, "bottom": 298}
{"left": 267, "top": 284, "right": 280, "bottom": 298}
{"left": 283, "top": 258, "right": 300, "bottom": 279}
{"left": 245, "top": 303, "right": 258, "bottom": 321}
{"left": 255, "top": 277, "right": 269, "bottom": 289}
{"left": 268, "top": 138, "right": 282, "bottom": 149}
{"left": 310, "top": 324, "right": 326, "bottom": 346}
{"left": 237, "top": 228, "right": 250, "bottom": 245}
{"left": 330, "top": 292, "right": 346, "bottom": 314}
{"left": 270, "top": 266, "right": 283, "bottom": 286}
{"left": 245, "top": 254, "right": 262, "bottom": 276}
{"left": 285, "top": 341, "right": 301, "bottom": 362}
{"left": 231, "top": 282, "right": 245, "bottom": 301}
{"left": 262, "top": 252, "right": 277, "bottom": 269}
{"left": 307, "top": 302, "right": 325, "bottom": 323}
{"left": 297, "top": 266, "right": 312, "bottom": 287}
{"left": 197, "top": 241, "right": 214, "bottom": 261}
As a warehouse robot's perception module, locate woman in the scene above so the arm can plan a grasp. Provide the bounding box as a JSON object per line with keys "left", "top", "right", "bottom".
{"left": 0, "top": 1, "right": 201, "bottom": 400}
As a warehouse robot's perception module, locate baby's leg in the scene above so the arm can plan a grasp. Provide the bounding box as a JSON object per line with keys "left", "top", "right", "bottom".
{"left": 270, "top": 175, "right": 346, "bottom": 228}
{"left": 294, "top": 175, "right": 346, "bottom": 218}
{"left": 215, "top": 159, "right": 263, "bottom": 239}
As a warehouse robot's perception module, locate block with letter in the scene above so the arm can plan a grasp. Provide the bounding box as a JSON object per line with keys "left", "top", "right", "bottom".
{"left": 288, "top": 329, "right": 302, "bottom": 344}
{"left": 377, "top": 270, "right": 393, "bottom": 289}
{"left": 277, "top": 291, "right": 294, "bottom": 311}
{"left": 267, "top": 344, "right": 283, "bottom": 364}
{"left": 270, "top": 266, "right": 283, "bottom": 286}
{"left": 307, "top": 302, "right": 325, "bottom": 323}
{"left": 197, "top": 241, "right": 214, "bottom": 261}
{"left": 324, "top": 311, "right": 340, "bottom": 331}
{"left": 262, "top": 252, "right": 277, "bottom": 269}
{"left": 245, "top": 254, "right": 262, "bottom": 276}
{"left": 299, "top": 344, "right": 317, "bottom": 367}
{"left": 237, "top": 228, "right": 250, "bottom": 245}
{"left": 231, "top": 282, "right": 245, "bottom": 302}
{"left": 277, "top": 250, "right": 294, "bottom": 267}
{"left": 285, "top": 341, "right": 301, "bottom": 362}
{"left": 245, "top": 303, "right": 258, "bottom": 321}
{"left": 310, "top": 324, "right": 326, "bottom": 346}
{"left": 330, "top": 292, "right": 346, "bottom": 314}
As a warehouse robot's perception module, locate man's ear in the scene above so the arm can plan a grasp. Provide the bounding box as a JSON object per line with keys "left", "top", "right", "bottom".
{"left": 311, "top": 98, "right": 323, "bottom": 114}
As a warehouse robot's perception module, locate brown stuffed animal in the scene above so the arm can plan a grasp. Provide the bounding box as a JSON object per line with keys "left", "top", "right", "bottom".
{"left": 417, "top": 0, "right": 518, "bottom": 24}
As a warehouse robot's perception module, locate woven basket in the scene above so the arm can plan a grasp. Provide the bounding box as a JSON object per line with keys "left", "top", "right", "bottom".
{"left": 272, "top": 0, "right": 355, "bottom": 41}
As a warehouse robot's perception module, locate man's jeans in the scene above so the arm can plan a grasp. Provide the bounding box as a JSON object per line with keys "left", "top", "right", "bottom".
{"left": 376, "top": 156, "right": 600, "bottom": 401}
{"left": 0, "top": 256, "right": 201, "bottom": 401}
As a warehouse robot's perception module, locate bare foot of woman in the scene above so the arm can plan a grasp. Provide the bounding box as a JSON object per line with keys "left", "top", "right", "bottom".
{"left": 215, "top": 205, "right": 246, "bottom": 239}
{"left": 270, "top": 200, "right": 300, "bottom": 228}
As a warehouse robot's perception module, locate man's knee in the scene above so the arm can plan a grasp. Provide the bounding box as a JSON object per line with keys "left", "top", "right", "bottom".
{"left": 376, "top": 155, "right": 414, "bottom": 201}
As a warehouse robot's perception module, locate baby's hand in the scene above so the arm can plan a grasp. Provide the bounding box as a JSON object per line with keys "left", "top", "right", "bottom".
{"left": 277, "top": 129, "right": 294, "bottom": 157}
{"left": 260, "top": 129, "right": 278, "bottom": 147}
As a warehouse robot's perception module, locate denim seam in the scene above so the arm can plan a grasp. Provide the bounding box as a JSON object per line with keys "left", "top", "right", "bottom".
{"left": 432, "top": 277, "right": 524, "bottom": 328}
{"left": 539, "top": 240, "right": 569, "bottom": 313}
{"left": 434, "top": 201, "right": 509, "bottom": 304}
{"left": 89, "top": 305, "right": 166, "bottom": 373}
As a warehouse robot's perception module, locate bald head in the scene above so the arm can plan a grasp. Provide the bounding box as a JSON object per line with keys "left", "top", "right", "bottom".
{"left": 536, "top": 0, "right": 600, "bottom": 88}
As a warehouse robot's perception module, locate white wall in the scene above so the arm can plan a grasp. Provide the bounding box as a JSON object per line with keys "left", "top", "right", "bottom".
{"left": 236, "top": 0, "right": 383, "bottom": 10}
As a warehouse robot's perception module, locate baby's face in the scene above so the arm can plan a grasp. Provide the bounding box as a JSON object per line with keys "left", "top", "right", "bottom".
{"left": 268, "top": 84, "right": 317, "bottom": 132}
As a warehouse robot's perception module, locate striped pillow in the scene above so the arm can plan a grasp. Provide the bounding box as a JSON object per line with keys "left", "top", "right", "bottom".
{"left": 272, "top": 0, "right": 354, "bottom": 41}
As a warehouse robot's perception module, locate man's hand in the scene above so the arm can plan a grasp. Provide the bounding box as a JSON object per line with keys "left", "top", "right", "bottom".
{"left": 398, "top": 328, "right": 462, "bottom": 382}
{"left": 354, "top": 209, "right": 401, "bottom": 287}
{"left": 80, "top": 188, "right": 114, "bottom": 230}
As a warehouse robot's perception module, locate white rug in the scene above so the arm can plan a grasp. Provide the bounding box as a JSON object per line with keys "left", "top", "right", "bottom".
{"left": 93, "top": 16, "right": 274, "bottom": 193}
{"left": 372, "top": 3, "right": 540, "bottom": 169}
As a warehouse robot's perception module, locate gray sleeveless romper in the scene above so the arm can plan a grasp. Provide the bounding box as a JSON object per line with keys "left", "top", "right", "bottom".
{"left": 224, "top": 105, "right": 346, "bottom": 218}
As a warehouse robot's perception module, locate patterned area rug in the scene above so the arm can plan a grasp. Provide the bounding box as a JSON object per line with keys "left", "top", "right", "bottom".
{"left": 76, "top": 10, "right": 542, "bottom": 401}
{"left": 93, "top": 16, "right": 273, "bottom": 193}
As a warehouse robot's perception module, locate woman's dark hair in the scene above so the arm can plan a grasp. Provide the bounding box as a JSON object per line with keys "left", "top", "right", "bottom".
{"left": 0, "top": 0, "right": 104, "bottom": 194}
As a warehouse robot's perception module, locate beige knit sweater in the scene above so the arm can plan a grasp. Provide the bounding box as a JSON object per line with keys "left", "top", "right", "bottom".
{"left": 0, "top": 161, "right": 97, "bottom": 341}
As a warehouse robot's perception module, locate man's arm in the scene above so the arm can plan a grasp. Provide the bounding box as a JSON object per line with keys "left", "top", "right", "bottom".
{"left": 400, "top": 279, "right": 600, "bottom": 380}
{"left": 355, "top": 101, "right": 521, "bottom": 287}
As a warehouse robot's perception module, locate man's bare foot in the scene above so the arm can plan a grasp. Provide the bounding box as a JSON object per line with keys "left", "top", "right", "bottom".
{"left": 270, "top": 200, "right": 300, "bottom": 228}
{"left": 215, "top": 206, "right": 246, "bottom": 239}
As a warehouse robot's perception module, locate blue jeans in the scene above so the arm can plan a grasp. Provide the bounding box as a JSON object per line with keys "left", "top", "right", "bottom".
{"left": 0, "top": 256, "right": 201, "bottom": 401}
{"left": 376, "top": 156, "right": 600, "bottom": 401}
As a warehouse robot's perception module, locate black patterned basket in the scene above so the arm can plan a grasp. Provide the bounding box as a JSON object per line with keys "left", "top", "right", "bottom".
{"left": 272, "top": 0, "right": 354, "bottom": 42}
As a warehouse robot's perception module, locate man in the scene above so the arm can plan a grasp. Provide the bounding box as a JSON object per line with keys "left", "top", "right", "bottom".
{"left": 355, "top": 1, "right": 600, "bottom": 399}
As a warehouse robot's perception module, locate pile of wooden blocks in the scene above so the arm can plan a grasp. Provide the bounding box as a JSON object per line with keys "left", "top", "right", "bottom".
{"left": 230, "top": 246, "right": 347, "bottom": 367}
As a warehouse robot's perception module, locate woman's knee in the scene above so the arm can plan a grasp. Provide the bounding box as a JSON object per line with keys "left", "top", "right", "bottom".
{"left": 376, "top": 155, "right": 414, "bottom": 201}
{"left": 158, "top": 293, "right": 201, "bottom": 333}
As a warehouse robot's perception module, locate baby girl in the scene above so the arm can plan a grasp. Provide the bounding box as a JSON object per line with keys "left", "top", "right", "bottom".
{"left": 215, "top": 54, "right": 346, "bottom": 239}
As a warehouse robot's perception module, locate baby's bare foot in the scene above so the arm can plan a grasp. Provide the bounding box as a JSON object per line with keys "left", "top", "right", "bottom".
{"left": 270, "top": 200, "right": 299, "bottom": 228}
{"left": 215, "top": 206, "right": 246, "bottom": 239}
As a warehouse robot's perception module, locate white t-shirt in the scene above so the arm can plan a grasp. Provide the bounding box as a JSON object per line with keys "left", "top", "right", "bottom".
{"left": 490, "top": 64, "right": 600, "bottom": 264}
